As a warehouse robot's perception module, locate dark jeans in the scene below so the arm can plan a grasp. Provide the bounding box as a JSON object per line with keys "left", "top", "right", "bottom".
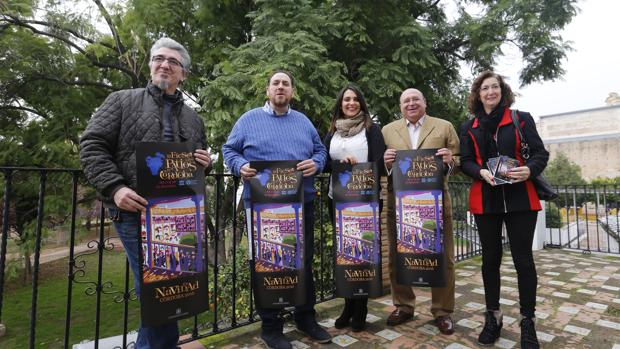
{"left": 110, "top": 208, "right": 179, "bottom": 349}
{"left": 474, "top": 210, "right": 538, "bottom": 318}
{"left": 256, "top": 201, "right": 317, "bottom": 333}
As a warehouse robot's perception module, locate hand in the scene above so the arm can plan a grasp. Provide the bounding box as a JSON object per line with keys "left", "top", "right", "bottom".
{"left": 480, "top": 169, "right": 495, "bottom": 186}
{"left": 113, "top": 187, "right": 148, "bottom": 212}
{"left": 435, "top": 148, "right": 453, "bottom": 165}
{"left": 240, "top": 163, "right": 257, "bottom": 180}
{"left": 340, "top": 155, "right": 358, "bottom": 165}
{"left": 194, "top": 149, "right": 211, "bottom": 168}
{"left": 509, "top": 166, "right": 531, "bottom": 183}
{"left": 384, "top": 149, "right": 396, "bottom": 169}
{"left": 297, "top": 159, "right": 317, "bottom": 177}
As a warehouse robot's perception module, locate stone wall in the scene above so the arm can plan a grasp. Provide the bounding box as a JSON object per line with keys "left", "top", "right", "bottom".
{"left": 537, "top": 104, "right": 620, "bottom": 180}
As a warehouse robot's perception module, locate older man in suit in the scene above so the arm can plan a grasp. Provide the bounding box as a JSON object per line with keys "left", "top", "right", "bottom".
{"left": 382, "top": 88, "right": 460, "bottom": 335}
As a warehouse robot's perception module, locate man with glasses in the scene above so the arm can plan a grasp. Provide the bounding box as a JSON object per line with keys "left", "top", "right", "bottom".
{"left": 80, "top": 37, "right": 210, "bottom": 348}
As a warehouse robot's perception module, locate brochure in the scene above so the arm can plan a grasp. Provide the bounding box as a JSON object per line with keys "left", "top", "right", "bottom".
{"left": 487, "top": 155, "right": 520, "bottom": 185}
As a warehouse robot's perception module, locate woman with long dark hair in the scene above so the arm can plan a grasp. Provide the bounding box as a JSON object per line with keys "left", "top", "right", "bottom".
{"left": 459, "top": 71, "right": 549, "bottom": 349}
{"left": 323, "top": 83, "right": 385, "bottom": 331}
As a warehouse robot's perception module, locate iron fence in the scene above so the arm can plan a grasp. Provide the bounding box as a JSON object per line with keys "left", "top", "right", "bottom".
{"left": 544, "top": 185, "right": 620, "bottom": 254}
{"left": 3, "top": 167, "right": 615, "bottom": 347}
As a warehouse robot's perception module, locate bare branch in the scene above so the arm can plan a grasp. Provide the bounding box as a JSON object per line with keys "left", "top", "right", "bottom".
{"left": 0, "top": 105, "right": 50, "bottom": 119}
{"left": 11, "top": 18, "right": 116, "bottom": 51}
{"left": 29, "top": 74, "right": 116, "bottom": 90}
{"left": 2, "top": 14, "right": 138, "bottom": 84}
{"left": 92, "top": 0, "right": 125, "bottom": 55}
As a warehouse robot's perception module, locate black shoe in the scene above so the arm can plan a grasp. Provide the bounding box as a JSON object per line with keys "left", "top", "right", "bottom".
{"left": 260, "top": 331, "right": 292, "bottom": 349}
{"left": 296, "top": 320, "right": 332, "bottom": 344}
{"left": 520, "top": 317, "right": 540, "bottom": 349}
{"left": 351, "top": 298, "right": 368, "bottom": 332}
{"left": 335, "top": 298, "right": 354, "bottom": 329}
{"left": 478, "top": 310, "right": 502, "bottom": 346}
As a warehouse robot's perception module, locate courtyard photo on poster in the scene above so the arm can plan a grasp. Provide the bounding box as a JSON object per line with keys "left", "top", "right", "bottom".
{"left": 252, "top": 203, "right": 304, "bottom": 273}
{"left": 335, "top": 202, "right": 379, "bottom": 265}
{"left": 141, "top": 195, "right": 205, "bottom": 284}
{"left": 395, "top": 190, "right": 443, "bottom": 254}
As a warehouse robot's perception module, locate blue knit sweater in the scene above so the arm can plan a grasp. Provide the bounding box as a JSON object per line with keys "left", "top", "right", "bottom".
{"left": 222, "top": 106, "right": 327, "bottom": 202}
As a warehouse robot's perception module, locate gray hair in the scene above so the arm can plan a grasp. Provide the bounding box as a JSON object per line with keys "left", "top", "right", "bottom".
{"left": 149, "top": 37, "right": 191, "bottom": 73}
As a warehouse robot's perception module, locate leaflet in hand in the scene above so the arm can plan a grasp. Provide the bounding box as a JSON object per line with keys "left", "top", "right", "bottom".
{"left": 487, "top": 155, "right": 520, "bottom": 185}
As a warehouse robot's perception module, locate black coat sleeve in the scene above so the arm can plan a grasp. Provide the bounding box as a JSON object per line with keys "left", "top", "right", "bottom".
{"left": 367, "top": 123, "right": 386, "bottom": 176}
{"left": 322, "top": 132, "right": 334, "bottom": 174}
{"left": 79, "top": 91, "right": 127, "bottom": 199}
{"left": 458, "top": 120, "right": 483, "bottom": 180}
{"left": 519, "top": 112, "right": 549, "bottom": 177}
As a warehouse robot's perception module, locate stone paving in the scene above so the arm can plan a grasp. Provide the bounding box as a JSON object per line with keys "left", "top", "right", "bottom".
{"left": 194, "top": 249, "right": 620, "bottom": 349}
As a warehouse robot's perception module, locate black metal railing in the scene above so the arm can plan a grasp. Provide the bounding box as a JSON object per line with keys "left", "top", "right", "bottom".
{"left": 6, "top": 167, "right": 607, "bottom": 347}
{"left": 544, "top": 185, "right": 620, "bottom": 254}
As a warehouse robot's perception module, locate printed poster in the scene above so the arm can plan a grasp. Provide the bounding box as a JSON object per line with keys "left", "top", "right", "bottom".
{"left": 392, "top": 149, "right": 446, "bottom": 287}
{"left": 332, "top": 162, "right": 382, "bottom": 298}
{"left": 136, "top": 142, "right": 208, "bottom": 326}
{"left": 249, "top": 161, "right": 305, "bottom": 308}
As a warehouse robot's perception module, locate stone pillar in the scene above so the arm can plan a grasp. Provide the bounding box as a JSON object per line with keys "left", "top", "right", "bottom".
{"left": 532, "top": 201, "right": 547, "bottom": 250}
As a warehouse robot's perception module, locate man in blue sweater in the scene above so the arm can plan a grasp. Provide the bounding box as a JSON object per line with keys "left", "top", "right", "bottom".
{"left": 222, "top": 71, "right": 330, "bottom": 349}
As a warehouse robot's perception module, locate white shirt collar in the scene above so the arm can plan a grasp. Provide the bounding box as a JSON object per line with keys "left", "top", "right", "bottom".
{"left": 405, "top": 114, "right": 427, "bottom": 128}
{"left": 262, "top": 101, "right": 291, "bottom": 116}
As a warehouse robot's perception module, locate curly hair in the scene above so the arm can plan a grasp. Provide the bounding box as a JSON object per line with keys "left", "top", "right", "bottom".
{"left": 467, "top": 71, "right": 515, "bottom": 113}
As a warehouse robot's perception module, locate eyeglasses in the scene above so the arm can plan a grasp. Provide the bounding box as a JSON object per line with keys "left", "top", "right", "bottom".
{"left": 151, "top": 55, "right": 184, "bottom": 69}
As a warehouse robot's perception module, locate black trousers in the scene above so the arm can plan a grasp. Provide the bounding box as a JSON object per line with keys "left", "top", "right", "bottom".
{"left": 474, "top": 210, "right": 538, "bottom": 318}
{"left": 257, "top": 201, "right": 317, "bottom": 333}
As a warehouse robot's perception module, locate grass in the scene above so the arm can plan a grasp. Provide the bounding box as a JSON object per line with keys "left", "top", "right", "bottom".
{"left": 1, "top": 250, "right": 142, "bottom": 348}
{"left": 0, "top": 245, "right": 231, "bottom": 348}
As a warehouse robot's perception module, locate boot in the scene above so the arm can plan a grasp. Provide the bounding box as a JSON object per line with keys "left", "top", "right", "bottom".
{"left": 335, "top": 298, "right": 354, "bottom": 329}
{"left": 478, "top": 310, "right": 502, "bottom": 346}
{"left": 520, "top": 317, "right": 540, "bottom": 349}
{"left": 351, "top": 298, "right": 368, "bottom": 332}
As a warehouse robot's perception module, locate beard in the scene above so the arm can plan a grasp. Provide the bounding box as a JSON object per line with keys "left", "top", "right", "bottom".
{"left": 153, "top": 78, "right": 170, "bottom": 92}
{"left": 270, "top": 95, "right": 291, "bottom": 108}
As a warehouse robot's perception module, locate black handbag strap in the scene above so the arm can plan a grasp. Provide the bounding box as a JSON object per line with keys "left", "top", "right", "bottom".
{"left": 509, "top": 109, "right": 530, "bottom": 160}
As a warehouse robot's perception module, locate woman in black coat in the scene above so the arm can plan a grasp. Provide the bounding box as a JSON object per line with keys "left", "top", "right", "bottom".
{"left": 323, "top": 83, "right": 385, "bottom": 331}
{"left": 459, "top": 71, "right": 549, "bottom": 349}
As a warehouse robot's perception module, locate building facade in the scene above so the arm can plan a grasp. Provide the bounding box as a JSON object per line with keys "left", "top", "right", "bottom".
{"left": 536, "top": 94, "right": 620, "bottom": 181}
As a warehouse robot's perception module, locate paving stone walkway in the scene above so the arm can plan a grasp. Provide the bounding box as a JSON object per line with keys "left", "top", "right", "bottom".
{"left": 195, "top": 249, "right": 620, "bottom": 349}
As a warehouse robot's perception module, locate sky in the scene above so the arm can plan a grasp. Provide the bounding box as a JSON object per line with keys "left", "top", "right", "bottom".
{"left": 488, "top": 0, "right": 620, "bottom": 117}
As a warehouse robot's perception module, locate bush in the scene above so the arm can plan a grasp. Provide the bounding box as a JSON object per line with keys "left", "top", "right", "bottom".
{"left": 546, "top": 202, "right": 562, "bottom": 228}
{"left": 422, "top": 220, "right": 436, "bottom": 230}
{"left": 282, "top": 235, "right": 297, "bottom": 246}
{"left": 361, "top": 231, "right": 375, "bottom": 241}
{"left": 179, "top": 234, "right": 197, "bottom": 246}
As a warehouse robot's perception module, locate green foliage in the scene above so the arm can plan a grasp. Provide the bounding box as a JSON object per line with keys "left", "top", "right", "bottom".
{"left": 545, "top": 202, "right": 562, "bottom": 228}
{"left": 179, "top": 234, "right": 198, "bottom": 246}
{"left": 361, "top": 231, "right": 375, "bottom": 241}
{"left": 0, "top": 0, "right": 578, "bottom": 299}
{"left": 422, "top": 220, "right": 436, "bottom": 230}
{"left": 543, "top": 152, "right": 586, "bottom": 185}
{"left": 209, "top": 240, "right": 253, "bottom": 321}
{"left": 282, "top": 234, "right": 297, "bottom": 246}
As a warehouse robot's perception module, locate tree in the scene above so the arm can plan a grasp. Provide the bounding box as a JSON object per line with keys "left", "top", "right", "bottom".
{"left": 543, "top": 152, "right": 586, "bottom": 185}
{"left": 1, "top": 0, "right": 580, "bottom": 272}
{"left": 201, "top": 0, "right": 579, "bottom": 153}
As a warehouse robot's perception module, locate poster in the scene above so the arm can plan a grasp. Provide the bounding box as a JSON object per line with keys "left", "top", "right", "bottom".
{"left": 136, "top": 142, "right": 208, "bottom": 326}
{"left": 392, "top": 149, "right": 445, "bottom": 287}
{"left": 332, "top": 162, "right": 382, "bottom": 298}
{"left": 249, "top": 161, "right": 305, "bottom": 308}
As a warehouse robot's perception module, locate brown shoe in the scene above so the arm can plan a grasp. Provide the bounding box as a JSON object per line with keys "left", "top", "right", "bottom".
{"left": 386, "top": 308, "right": 413, "bottom": 326}
{"left": 434, "top": 315, "right": 455, "bottom": 335}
